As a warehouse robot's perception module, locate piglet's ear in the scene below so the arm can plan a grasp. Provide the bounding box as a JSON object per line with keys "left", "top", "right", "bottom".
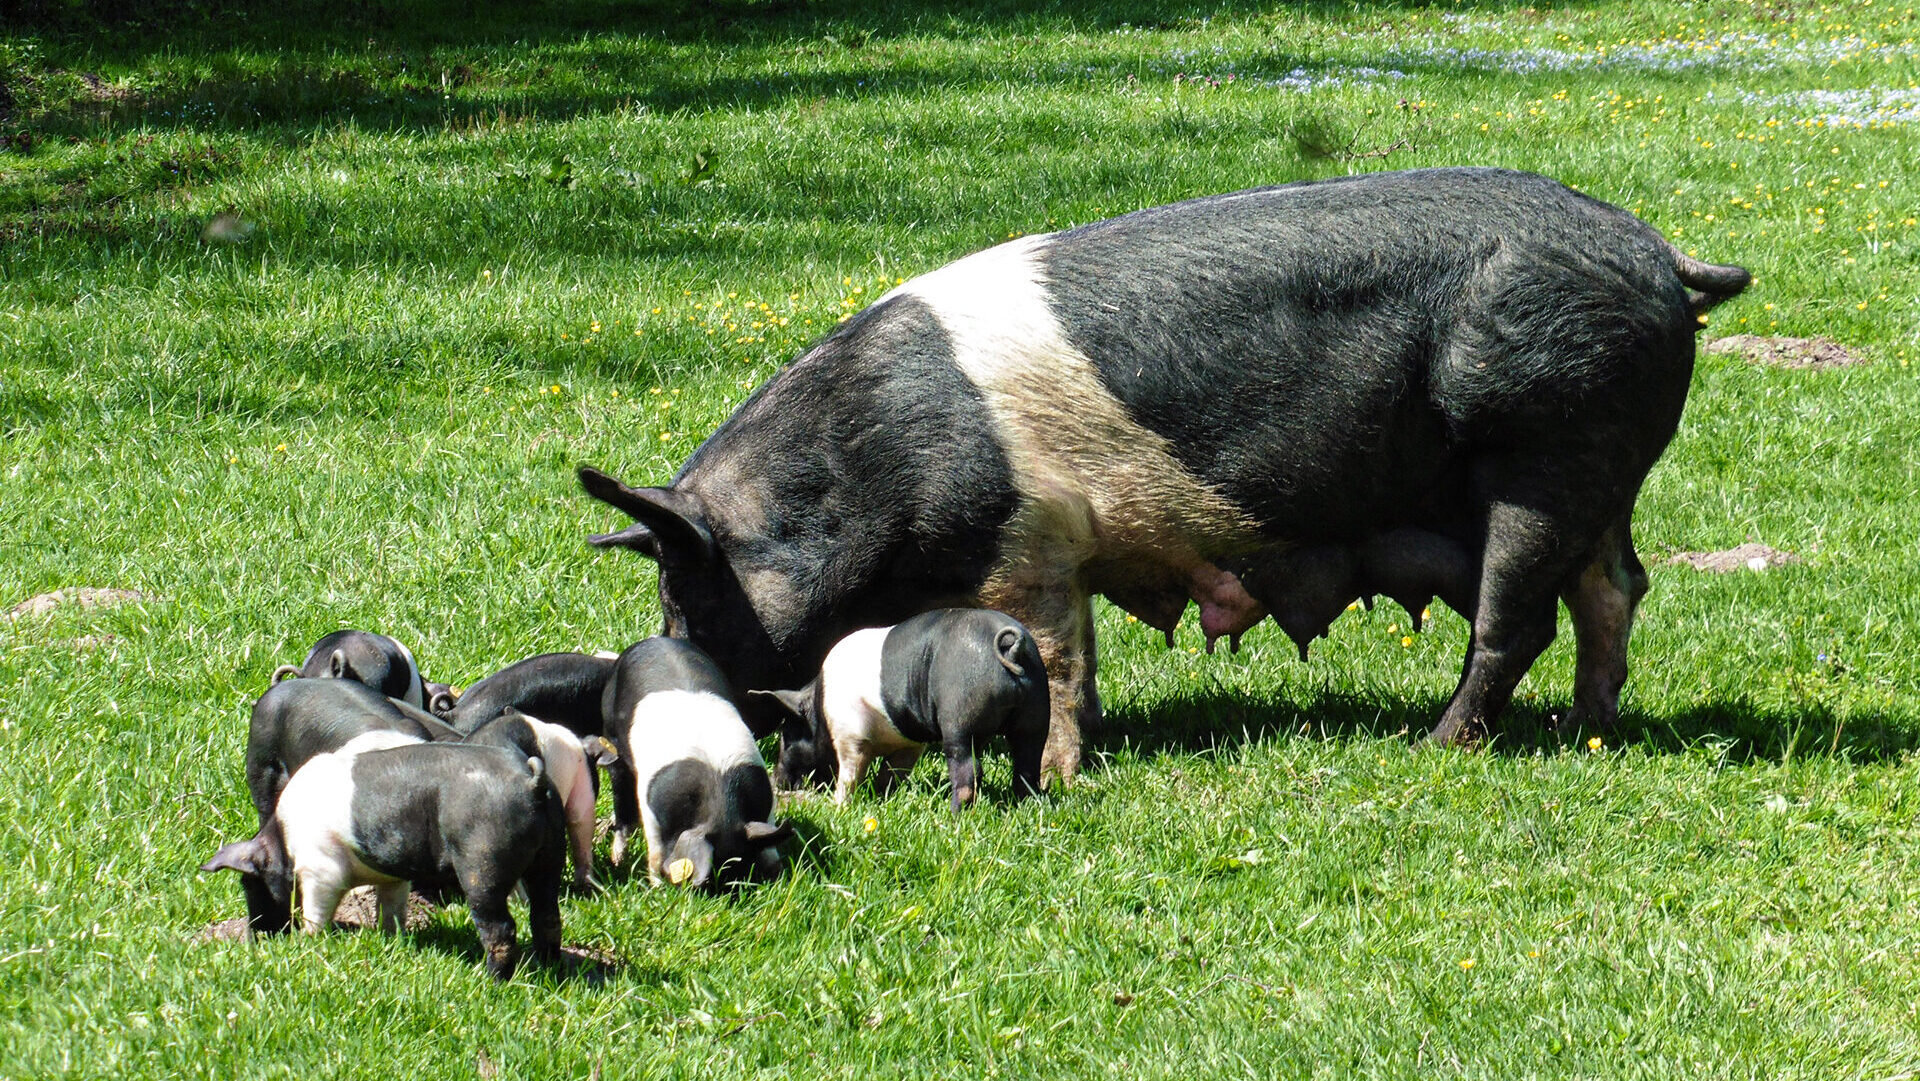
{"left": 201, "top": 837, "right": 264, "bottom": 876}
{"left": 581, "top": 735, "right": 621, "bottom": 766}
{"left": 744, "top": 820, "right": 793, "bottom": 848}
{"left": 577, "top": 466, "right": 716, "bottom": 565}
{"left": 746, "top": 688, "right": 810, "bottom": 720}
{"left": 328, "top": 649, "right": 349, "bottom": 679}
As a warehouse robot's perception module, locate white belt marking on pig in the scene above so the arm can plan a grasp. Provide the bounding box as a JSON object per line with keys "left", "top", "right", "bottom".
{"left": 623, "top": 690, "right": 763, "bottom": 879}
{"left": 817, "top": 627, "right": 919, "bottom": 755}
{"left": 888, "top": 235, "right": 1267, "bottom": 640}
{"left": 277, "top": 733, "right": 420, "bottom": 929}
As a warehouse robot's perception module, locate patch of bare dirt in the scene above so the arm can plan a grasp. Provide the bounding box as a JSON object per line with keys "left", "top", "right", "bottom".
{"left": 197, "top": 916, "right": 253, "bottom": 942}
{"left": 195, "top": 887, "right": 439, "bottom": 940}
{"left": 76, "top": 72, "right": 137, "bottom": 106}
{"left": 8, "top": 587, "right": 149, "bottom": 620}
{"left": 1705, "top": 335, "right": 1867, "bottom": 370}
{"left": 1669, "top": 543, "right": 1801, "bottom": 573}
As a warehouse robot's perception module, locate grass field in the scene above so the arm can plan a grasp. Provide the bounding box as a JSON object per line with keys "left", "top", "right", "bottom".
{"left": 3, "top": 0, "right": 1919, "bottom": 1075}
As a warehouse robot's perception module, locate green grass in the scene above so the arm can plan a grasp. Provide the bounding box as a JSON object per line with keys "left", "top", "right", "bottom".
{"left": 3, "top": 0, "right": 1919, "bottom": 1075}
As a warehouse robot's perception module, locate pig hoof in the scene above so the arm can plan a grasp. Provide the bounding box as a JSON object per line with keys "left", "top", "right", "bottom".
{"left": 608, "top": 831, "right": 628, "bottom": 867}
{"left": 485, "top": 943, "right": 519, "bottom": 981}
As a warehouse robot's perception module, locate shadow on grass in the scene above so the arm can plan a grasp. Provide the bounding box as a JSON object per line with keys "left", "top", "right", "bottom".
{"left": 402, "top": 917, "right": 670, "bottom": 986}
{"left": 3, "top": 0, "right": 1613, "bottom": 142}
{"left": 12, "top": 0, "right": 1594, "bottom": 62}
{"left": 1089, "top": 686, "right": 1920, "bottom": 767}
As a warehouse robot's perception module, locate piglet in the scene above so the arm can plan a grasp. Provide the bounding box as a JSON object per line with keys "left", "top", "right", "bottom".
{"left": 601, "top": 638, "right": 790, "bottom": 888}
{"left": 755, "top": 608, "right": 1049, "bottom": 811}
{"left": 203, "top": 740, "right": 566, "bottom": 980}
{"left": 271, "top": 629, "right": 435, "bottom": 710}
{"left": 463, "top": 709, "right": 605, "bottom": 891}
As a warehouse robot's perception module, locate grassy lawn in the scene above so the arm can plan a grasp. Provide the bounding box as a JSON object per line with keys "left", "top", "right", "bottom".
{"left": 3, "top": 0, "right": 1918, "bottom": 1075}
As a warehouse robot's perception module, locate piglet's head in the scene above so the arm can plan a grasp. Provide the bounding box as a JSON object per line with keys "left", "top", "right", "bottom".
{"left": 579, "top": 465, "right": 808, "bottom": 698}
{"left": 749, "top": 685, "right": 835, "bottom": 792}
{"left": 201, "top": 819, "right": 293, "bottom": 936}
{"left": 665, "top": 821, "right": 794, "bottom": 892}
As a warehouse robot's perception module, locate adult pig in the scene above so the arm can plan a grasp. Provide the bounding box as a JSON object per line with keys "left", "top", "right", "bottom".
{"left": 580, "top": 168, "right": 1749, "bottom": 777}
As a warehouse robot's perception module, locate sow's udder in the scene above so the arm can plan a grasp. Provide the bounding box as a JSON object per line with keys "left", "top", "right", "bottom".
{"left": 1103, "top": 528, "right": 1478, "bottom": 659}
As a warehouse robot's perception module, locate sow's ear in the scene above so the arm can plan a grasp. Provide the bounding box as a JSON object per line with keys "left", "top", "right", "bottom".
{"left": 577, "top": 465, "right": 716, "bottom": 564}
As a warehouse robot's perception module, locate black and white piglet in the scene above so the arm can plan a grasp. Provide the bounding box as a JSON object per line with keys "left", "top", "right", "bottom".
{"left": 233, "top": 678, "right": 461, "bottom": 932}
{"left": 601, "top": 638, "right": 790, "bottom": 889}
{"left": 271, "top": 629, "right": 447, "bottom": 711}
{"left": 203, "top": 739, "right": 566, "bottom": 980}
{"left": 245, "top": 677, "right": 461, "bottom": 828}
{"left": 755, "top": 609, "right": 1049, "bottom": 811}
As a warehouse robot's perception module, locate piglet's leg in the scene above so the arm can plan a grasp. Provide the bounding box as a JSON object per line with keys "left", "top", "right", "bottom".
{"left": 372, "top": 881, "right": 409, "bottom": 934}
{"left": 942, "top": 736, "right": 980, "bottom": 812}
{"left": 1004, "top": 682, "right": 1051, "bottom": 801}
{"left": 563, "top": 773, "right": 601, "bottom": 891}
{"left": 607, "top": 758, "right": 640, "bottom": 868}
{"left": 832, "top": 739, "right": 877, "bottom": 806}
{"left": 297, "top": 870, "right": 349, "bottom": 934}
{"left": 523, "top": 846, "right": 566, "bottom": 965}
{"left": 468, "top": 888, "right": 520, "bottom": 981}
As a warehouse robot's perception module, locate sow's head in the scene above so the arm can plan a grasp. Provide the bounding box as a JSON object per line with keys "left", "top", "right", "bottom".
{"left": 577, "top": 464, "right": 811, "bottom": 697}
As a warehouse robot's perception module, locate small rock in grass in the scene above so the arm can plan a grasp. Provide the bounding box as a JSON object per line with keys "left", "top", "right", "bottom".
{"left": 196, "top": 916, "right": 253, "bottom": 942}
{"left": 8, "top": 587, "right": 149, "bottom": 620}
{"left": 1704, "top": 335, "right": 1866, "bottom": 370}
{"left": 1668, "top": 544, "right": 1800, "bottom": 573}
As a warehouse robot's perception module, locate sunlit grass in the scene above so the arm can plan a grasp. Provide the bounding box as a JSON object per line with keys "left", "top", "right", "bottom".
{"left": 2, "top": 0, "right": 1918, "bottom": 1076}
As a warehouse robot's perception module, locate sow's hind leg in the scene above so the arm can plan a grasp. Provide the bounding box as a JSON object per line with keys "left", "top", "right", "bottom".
{"left": 1559, "top": 519, "right": 1648, "bottom": 737}
{"left": 1428, "top": 455, "right": 1636, "bottom": 748}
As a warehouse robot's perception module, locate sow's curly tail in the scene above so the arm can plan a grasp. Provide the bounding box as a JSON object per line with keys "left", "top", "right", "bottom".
{"left": 1667, "top": 241, "right": 1752, "bottom": 318}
